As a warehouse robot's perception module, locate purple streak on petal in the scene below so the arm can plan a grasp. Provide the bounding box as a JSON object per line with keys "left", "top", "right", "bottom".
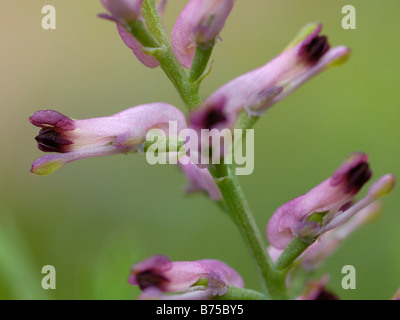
{"left": 117, "top": 23, "right": 160, "bottom": 68}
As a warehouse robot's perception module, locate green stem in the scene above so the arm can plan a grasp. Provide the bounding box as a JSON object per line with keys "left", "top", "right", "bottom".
{"left": 213, "top": 286, "right": 267, "bottom": 300}
{"left": 209, "top": 163, "right": 288, "bottom": 300}
{"left": 275, "top": 237, "right": 312, "bottom": 271}
{"left": 137, "top": 0, "right": 202, "bottom": 110}
{"left": 235, "top": 109, "right": 260, "bottom": 131}
{"left": 189, "top": 45, "right": 214, "bottom": 83}
{"left": 143, "top": 137, "right": 185, "bottom": 153}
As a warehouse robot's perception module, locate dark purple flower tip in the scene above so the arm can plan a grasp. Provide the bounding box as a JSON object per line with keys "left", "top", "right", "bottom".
{"left": 35, "top": 128, "right": 73, "bottom": 153}
{"left": 190, "top": 96, "right": 231, "bottom": 131}
{"left": 299, "top": 33, "right": 330, "bottom": 64}
{"left": 315, "top": 289, "right": 340, "bottom": 300}
{"left": 136, "top": 270, "right": 170, "bottom": 291}
{"left": 29, "top": 110, "right": 75, "bottom": 131}
{"left": 345, "top": 162, "right": 372, "bottom": 194}
{"left": 331, "top": 152, "right": 371, "bottom": 194}
{"left": 129, "top": 255, "right": 173, "bottom": 292}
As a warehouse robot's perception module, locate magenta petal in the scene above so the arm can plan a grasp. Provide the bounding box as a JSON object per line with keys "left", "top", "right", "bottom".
{"left": 171, "top": 0, "right": 198, "bottom": 68}
{"left": 180, "top": 156, "right": 222, "bottom": 201}
{"left": 117, "top": 23, "right": 160, "bottom": 68}
{"left": 29, "top": 110, "right": 75, "bottom": 131}
{"left": 171, "top": 0, "right": 235, "bottom": 68}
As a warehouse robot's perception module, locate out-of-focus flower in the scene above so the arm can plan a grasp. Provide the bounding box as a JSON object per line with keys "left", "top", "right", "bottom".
{"left": 297, "top": 276, "right": 339, "bottom": 300}
{"left": 30, "top": 103, "right": 187, "bottom": 175}
{"left": 99, "top": 0, "right": 161, "bottom": 68}
{"left": 128, "top": 255, "right": 244, "bottom": 300}
{"left": 100, "top": 0, "right": 144, "bottom": 23}
{"left": 301, "top": 202, "right": 383, "bottom": 271}
{"left": 172, "top": 0, "right": 235, "bottom": 68}
{"left": 267, "top": 153, "right": 395, "bottom": 250}
{"left": 179, "top": 156, "right": 222, "bottom": 200}
{"left": 193, "top": 23, "right": 350, "bottom": 130}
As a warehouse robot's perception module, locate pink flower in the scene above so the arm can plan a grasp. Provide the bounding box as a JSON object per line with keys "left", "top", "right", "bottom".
{"left": 172, "top": 0, "right": 235, "bottom": 68}
{"left": 100, "top": 0, "right": 144, "bottom": 23}
{"left": 128, "top": 255, "right": 244, "bottom": 300}
{"left": 267, "top": 153, "right": 395, "bottom": 250}
{"left": 29, "top": 103, "right": 187, "bottom": 175}
{"left": 179, "top": 156, "right": 222, "bottom": 200}
{"left": 193, "top": 23, "right": 350, "bottom": 130}
{"left": 301, "top": 202, "right": 383, "bottom": 271}
{"left": 99, "top": 0, "right": 161, "bottom": 68}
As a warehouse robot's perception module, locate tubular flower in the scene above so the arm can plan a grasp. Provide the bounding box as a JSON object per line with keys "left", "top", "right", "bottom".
{"left": 128, "top": 255, "right": 244, "bottom": 300}
{"left": 194, "top": 23, "right": 350, "bottom": 129}
{"left": 99, "top": 0, "right": 160, "bottom": 68}
{"left": 269, "top": 202, "right": 384, "bottom": 267}
{"left": 301, "top": 202, "right": 383, "bottom": 271}
{"left": 171, "top": 0, "right": 235, "bottom": 68}
{"left": 267, "top": 153, "right": 396, "bottom": 250}
{"left": 29, "top": 103, "right": 187, "bottom": 176}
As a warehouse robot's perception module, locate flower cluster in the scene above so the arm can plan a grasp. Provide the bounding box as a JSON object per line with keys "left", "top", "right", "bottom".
{"left": 29, "top": 0, "right": 397, "bottom": 300}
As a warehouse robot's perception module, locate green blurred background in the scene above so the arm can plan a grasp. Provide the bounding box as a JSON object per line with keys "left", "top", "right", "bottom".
{"left": 1, "top": 0, "right": 399, "bottom": 300}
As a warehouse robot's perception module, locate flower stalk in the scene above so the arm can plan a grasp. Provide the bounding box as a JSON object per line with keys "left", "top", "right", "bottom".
{"left": 209, "top": 163, "right": 288, "bottom": 300}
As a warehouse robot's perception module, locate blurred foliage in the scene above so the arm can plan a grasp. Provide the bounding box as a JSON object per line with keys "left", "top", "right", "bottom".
{"left": 0, "top": 0, "right": 399, "bottom": 299}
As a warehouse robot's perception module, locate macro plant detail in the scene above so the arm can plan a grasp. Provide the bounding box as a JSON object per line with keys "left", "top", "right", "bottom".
{"left": 28, "top": 0, "right": 397, "bottom": 300}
